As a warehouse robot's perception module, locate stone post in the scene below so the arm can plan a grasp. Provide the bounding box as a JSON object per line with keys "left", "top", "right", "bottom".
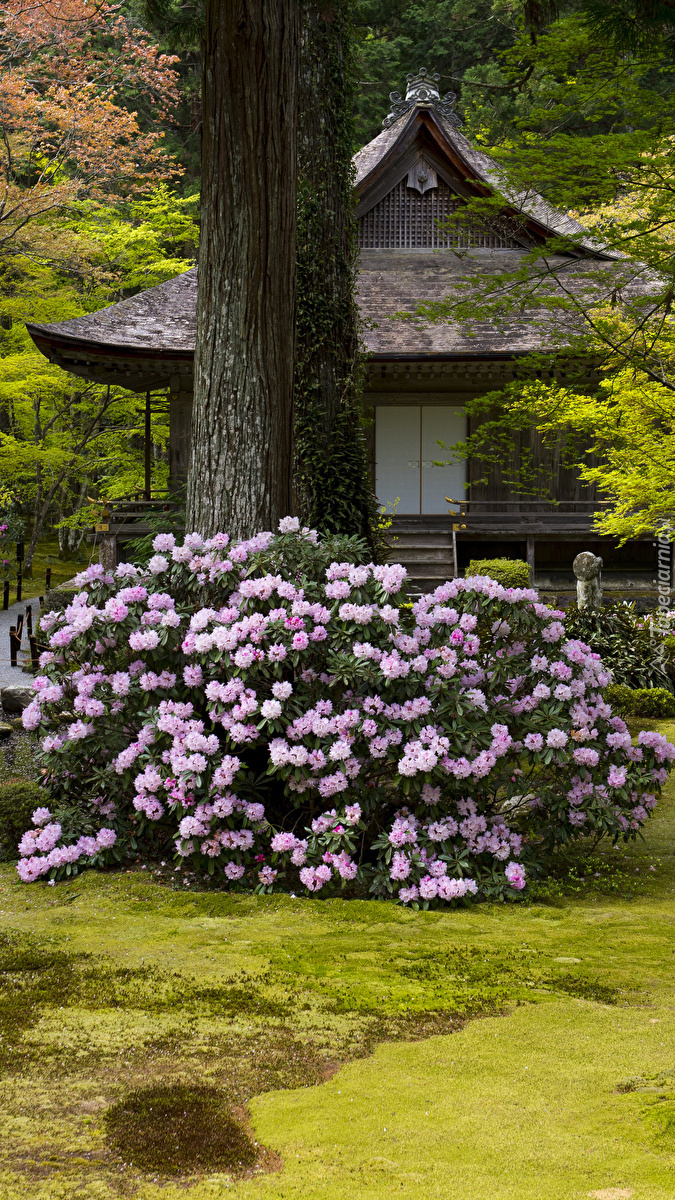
{"left": 99, "top": 534, "right": 117, "bottom": 571}
{"left": 573, "top": 551, "right": 602, "bottom": 611}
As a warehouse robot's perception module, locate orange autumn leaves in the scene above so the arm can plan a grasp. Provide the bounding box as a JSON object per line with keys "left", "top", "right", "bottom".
{"left": 0, "top": 0, "right": 182, "bottom": 245}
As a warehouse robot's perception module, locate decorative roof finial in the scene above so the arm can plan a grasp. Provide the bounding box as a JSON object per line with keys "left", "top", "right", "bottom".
{"left": 382, "top": 67, "right": 462, "bottom": 129}
{"left": 405, "top": 68, "right": 441, "bottom": 103}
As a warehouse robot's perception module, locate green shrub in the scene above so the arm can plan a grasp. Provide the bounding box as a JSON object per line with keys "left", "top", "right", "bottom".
{"left": 605, "top": 684, "right": 636, "bottom": 715}
{"left": 564, "top": 602, "right": 672, "bottom": 691}
{"left": 40, "top": 587, "right": 79, "bottom": 616}
{"left": 605, "top": 684, "right": 675, "bottom": 718}
{"left": 0, "top": 779, "right": 42, "bottom": 859}
{"left": 632, "top": 688, "right": 675, "bottom": 718}
{"left": 465, "top": 558, "right": 530, "bottom": 588}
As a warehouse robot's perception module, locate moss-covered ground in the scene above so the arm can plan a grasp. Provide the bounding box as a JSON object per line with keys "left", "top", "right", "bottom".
{"left": 1, "top": 722, "right": 675, "bottom": 1198}
{"left": 5, "top": 538, "right": 83, "bottom": 604}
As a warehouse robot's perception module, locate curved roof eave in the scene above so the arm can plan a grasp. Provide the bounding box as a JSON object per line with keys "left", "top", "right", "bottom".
{"left": 26, "top": 325, "right": 194, "bottom": 362}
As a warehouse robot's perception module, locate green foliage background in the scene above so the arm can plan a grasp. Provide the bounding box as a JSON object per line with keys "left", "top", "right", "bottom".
{"left": 383, "top": 3, "right": 675, "bottom": 540}
{"left": 8, "top": 0, "right": 675, "bottom": 550}
{"left": 0, "top": 188, "right": 198, "bottom": 561}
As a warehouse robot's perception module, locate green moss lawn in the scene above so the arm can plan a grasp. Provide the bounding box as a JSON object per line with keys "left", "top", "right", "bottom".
{"left": 1, "top": 722, "right": 675, "bottom": 1198}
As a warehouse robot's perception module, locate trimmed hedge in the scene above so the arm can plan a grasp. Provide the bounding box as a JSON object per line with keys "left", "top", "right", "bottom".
{"left": 465, "top": 558, "right": 530, "bottom": 589}
{"left": 605, "top": 684, "right": 675, "bottom": 718}
{"left": 40, "top": 586, "right": 79, "bottom": 615}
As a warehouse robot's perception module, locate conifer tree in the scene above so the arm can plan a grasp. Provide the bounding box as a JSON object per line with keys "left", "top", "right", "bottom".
{"left": 187, "top": 0, "right": 300, "bottom": 538}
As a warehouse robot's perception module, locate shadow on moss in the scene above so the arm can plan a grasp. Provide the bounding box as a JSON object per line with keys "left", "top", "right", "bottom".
{"left": 0, "top": 929, "right": 86, "bottom": 1064}
{"left": 0, "top": 929, "right": 295, "bottom": 1076}
{"left": 104, "top": 1083, "right": 258, "bottom": 1174}
{"left": 549, "top": 972, "right": 619, "bottom": 1005}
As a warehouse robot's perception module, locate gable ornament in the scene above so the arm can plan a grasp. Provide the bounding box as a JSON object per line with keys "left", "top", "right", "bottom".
{"left": 406, "top": 159, "right": 438, "bottom": 194}
{"left": 383, "top": 67, "right": 462, "bottom": 129}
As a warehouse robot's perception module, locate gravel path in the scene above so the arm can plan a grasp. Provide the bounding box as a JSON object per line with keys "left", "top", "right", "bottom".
{"left": 0, "top": 597, "right": 41, "bottom": 688}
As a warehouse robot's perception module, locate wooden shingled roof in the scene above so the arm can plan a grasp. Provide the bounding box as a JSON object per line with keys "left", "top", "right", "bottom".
{"left": 353, "top": 104, "right": 609, "bottom": 254}
{"left": 359, "top": 250, "right": 606, "bottom": 359}
{"left": 27, "top": 269, "right": 198, "bottom": 393}
{"left": 27, "top": 75, "right": 632, "bottom": 391}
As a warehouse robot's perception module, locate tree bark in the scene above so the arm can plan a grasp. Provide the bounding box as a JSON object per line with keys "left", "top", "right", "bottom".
{"left": 187, "top": 0, "right": 300, "bottom": 539}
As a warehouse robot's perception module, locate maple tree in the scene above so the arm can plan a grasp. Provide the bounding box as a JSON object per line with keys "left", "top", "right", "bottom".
{"left": 0, "top": 2, "right": 186, "bottom": 566}
{"left": 0, "top": 0, "right": 181, "bottom": 252}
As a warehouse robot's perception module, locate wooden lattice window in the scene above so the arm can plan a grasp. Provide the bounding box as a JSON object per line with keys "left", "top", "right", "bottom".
{"left": 358, "top": 178, "right": 522, "bottom": 249}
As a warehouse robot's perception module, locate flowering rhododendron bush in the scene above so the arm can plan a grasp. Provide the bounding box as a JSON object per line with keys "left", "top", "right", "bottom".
{"left": 17, "top": 520, "right": 675, "bottom": 905}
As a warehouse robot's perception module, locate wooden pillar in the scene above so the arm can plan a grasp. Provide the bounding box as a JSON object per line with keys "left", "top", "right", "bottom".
{"left": 527, "top": 536, "right": 535, "bottom": 585}
{"left": 144, "top": 391, "right": 152, "bottom": 500}
{"left": 169, "top": 392, "right": 193, "bottom": 492}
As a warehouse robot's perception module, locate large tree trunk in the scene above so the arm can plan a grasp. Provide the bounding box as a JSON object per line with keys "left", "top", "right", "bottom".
{"left": 187, "top": 0, "right": 299, "bottom": 538}
{"left": 294, "top": 0, "right": 374, "bottom": 543}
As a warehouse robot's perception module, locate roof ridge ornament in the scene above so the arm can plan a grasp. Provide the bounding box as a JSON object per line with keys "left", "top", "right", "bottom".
{"left": 382, "top": 67, "right": 462, "bottom": 129}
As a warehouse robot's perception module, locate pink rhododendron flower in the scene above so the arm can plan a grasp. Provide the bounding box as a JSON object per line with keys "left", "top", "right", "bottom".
{"left": 418, "top": 875, "right": 438, "bottom": 900}
{"left": 183, "top": 665, "right": 203, "bottom": 686}
{"left": 272, "top": 681, "right": 293, "bottom": 700}
{"left": 15, "top": 526, "right": 673, "bottom": 897}
{"left": 104, "top": 598, "right": 129, "bottom": 622}
{"left": 390, "top": 852, "right": 412, "bottom": 880}
{"left": 128, "top": 629, "right": 159, "bottom": 651}
{"left": 505, "top": 861, "right": 526, "bottom": 890}
{"left": 546, "top": 729, "right": 568, "bottom": 749}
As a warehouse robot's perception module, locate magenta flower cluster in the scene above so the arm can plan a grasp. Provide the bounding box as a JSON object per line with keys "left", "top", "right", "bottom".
{"left": 18, "top": 518, "right": 675, "bottom": 904}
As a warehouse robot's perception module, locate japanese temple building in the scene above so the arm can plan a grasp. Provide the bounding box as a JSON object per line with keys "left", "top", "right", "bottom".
{"left": 27, "top": 70, "right": 658, "bottom": 594}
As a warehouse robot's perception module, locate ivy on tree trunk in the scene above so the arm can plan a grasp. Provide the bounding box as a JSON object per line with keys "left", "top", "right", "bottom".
{"left": 187, "top": 0, "right": 300, "bottom": 539}
{"left": 294, "top": 0, "right": 375, "bottom": 545}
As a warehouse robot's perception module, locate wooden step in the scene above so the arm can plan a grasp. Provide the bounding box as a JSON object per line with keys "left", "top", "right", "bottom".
{"left": 384, "top": 518, "right": 458, "bottom": 582}
{"left": 408, "top": 576, "right": 456, "bottom": 589}
{"left": 387, "top": 549, "right": 454, "bottom": 567}
{"left": 384, "top": 537, "right": 451, "bottom": 549}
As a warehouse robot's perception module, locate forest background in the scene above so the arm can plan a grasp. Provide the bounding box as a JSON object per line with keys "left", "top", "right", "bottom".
{"left": 1, "top": 0, "right": 675, "bottom": 572}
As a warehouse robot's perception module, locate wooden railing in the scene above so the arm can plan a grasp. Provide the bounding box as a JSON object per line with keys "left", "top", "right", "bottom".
{"left": 94, "top": 494, "right": 183, "bottom": 569}
{"left": 95, "top": 492, "right": 182, "bottom": 534}
{"left": 444, "top": 498, "right": 608, "bottom": 532}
